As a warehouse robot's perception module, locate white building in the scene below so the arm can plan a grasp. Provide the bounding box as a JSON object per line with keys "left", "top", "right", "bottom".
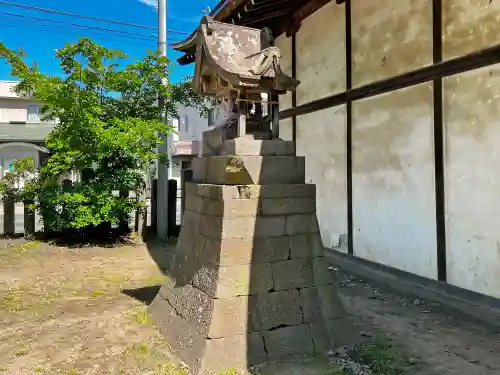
{"left": 0, "top": 81, "right": 55, "bottom": 177}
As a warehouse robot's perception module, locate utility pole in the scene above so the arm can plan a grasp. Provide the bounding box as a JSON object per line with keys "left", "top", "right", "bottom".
{"left": 157, "top": 0, "right": 169, "bottom": 239}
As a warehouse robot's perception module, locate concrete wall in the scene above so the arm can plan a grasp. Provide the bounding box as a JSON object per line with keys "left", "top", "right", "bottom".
{"left": 176, "top": 105, "right": 208, "bottom": 142}
{"left": 352, "top": 83, "right": 437, "bottom": 279}
{"left": 441, "top": 0, "right": 500, "bottom": 298}
{"left": 275, "top": 34, "right": 293, "bottom": 142}
{"left": 0, "top": 81, "right": 17, "bottom": 98}
{"left": 0, "top": 99, "right": 31, "bottom": 123}
{"left": 278, "top": 2, "right": 348, "bottom": 251}
{"left": 274, "top": 0, "right": 500, "bottom": 296}
{"left": 351, "top": 0, "right": 433, "bottom": 87}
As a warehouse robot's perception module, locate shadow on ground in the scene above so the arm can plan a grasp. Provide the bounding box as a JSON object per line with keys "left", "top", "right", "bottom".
{"left": 121, "top": 285, "right": 161, "bottom": 305}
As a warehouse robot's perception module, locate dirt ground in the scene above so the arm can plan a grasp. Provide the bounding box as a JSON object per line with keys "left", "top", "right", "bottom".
{"left": 1, "top": 237, "right": 500, "bottom": 375}
{"left": 0, "top": 238, "right": 183, "bottom": 375}
{"left": 337, "top": 270, "right": 500, "bottom": 375}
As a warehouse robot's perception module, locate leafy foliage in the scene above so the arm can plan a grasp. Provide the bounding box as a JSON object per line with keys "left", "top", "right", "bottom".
{"left": 0, "top": 38, "right": 210, "bottom": 232}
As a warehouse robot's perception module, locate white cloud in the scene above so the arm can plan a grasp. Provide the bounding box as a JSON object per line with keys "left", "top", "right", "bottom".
{"left": 139, "top": 0, "right": 158, "bottom": 10}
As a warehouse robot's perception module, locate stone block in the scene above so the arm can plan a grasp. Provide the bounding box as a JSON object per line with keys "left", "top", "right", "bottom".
{"left": 272, "top": 259, "right": 314, "bottom": 291}
{"left": 192, "top": 157, "right": 208, "bottom": 183}
{"left": 192, "top": 263, "right": 273, "bottom": 298}
{"left": 204, "top": 197, "right": 260, "bottom": 217}
{"left": 205, "top": 156, "right": 305, "bottom": 185}
{"left": 203, "top": 236, "right": 290, "bottom": 266}
{"left": 201, "top": 333, "right": 267, "bottom": 374}
{"left": 260, "top": 197, "right": 315, "bottom": 216}
{"left": 169, "top": 247, "right": 200, "bottom": 286}
{"left": 313, "top": 257, "right": 338, "bottom": 286}
{"left": 148, "top": 292, "right": 205, "bottom": 374}
{"left": 201, "top": 216, "right": 287, "bottom": 238}
{"left": 185, "top": 195, "right": 204, "bottom": 213}
{"left": 286, "top": 214, "right": 320, "bottom": 235}
{"left": 184, "top": 182, "right": 198, "bottom": 196}
{"left": 252, "top": 236, "right": 290, "bottom": 263}
{"left": 299, "top": 286, "right": 347, "bottom": 323}
{"left": 263, "top": 325, "right": 315, "bottom": 360}
{"left": 289, "top": 233, "right": 325, "bottom": 259}
{"left": 309, "top": 318, "right": 359, "bottom": 353}
{"left": 202, "top": 126, "right": 225, "bottom": 157}
{"left": 222, "top": 138, "right": 295, "bottom": 156}
{"left": 208, "top": 296, "right": 250, "bottom": 338}
{"left": 251, "top": 290, "right": 302, "bottom": 331}
{"left": 191, "top": 183, "right": 315, "bottom": 200}
{"left": 160, "top": 284, "right": 213, "bottom": 335}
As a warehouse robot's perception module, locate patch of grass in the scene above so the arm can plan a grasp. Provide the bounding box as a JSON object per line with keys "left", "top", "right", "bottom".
{"left": 133, "top": 342, "right": 149, "bottom": 355}
{"left": 14, "top": 241, "right": 41, "bottom": 253}
{"left": 0, "top": 366, "right": 7, "bottom": 372}
{"left": 144, "top": 274, "right": 167, "bottom": 286}
{"left": 155, "top": 362, "right": 188, "bottom": 375}
{"left": 133, "top": 308, "right": 153, "bottom": 325}
{"left": 358, "top": 336, "right": 407, "bottom": 375}
{"left": 90, "top": 289, "right": 106, "bottom": 297}
{"left": 1, "top": 286, "right": 60, "bottom": 316}
{"left": 218, "top": 369, "right": 238, "bottom": 375}
{"left": 1, "top": 287, "right": 26, "bottom": 311}
{"left": 102, "top": 274, "right": 126, "bottom": 284}
{"left": 13, "top": 348, "right": 28, "bottom": 357}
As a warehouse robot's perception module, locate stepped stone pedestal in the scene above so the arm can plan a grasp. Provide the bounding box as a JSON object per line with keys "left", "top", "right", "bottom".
{"left": 149, "top": 136, "right": 356, "bottom": 375}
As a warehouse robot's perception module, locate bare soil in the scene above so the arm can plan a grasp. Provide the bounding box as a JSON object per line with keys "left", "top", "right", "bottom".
{"left": 337, "top": 270, "right": 500, "bottom": 375}
{"left": 1, "top": 236, "right": 499, "bottom": 375}
{"left": 0, "top": 238, "right": 183, "bottom": 375}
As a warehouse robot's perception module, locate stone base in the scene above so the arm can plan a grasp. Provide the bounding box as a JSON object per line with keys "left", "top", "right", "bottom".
{"left": 149, "top": 182, "right": 356, "bottom": 374}
{"left": 149, "top": 139, "right": 356, "bottom": 374}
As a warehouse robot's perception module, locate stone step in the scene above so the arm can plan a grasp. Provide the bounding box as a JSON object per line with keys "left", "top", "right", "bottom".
{"left": 185, "top": 182, "right": 316, "bottom": 200}
{"left": 192, "top": 155, "right": 305, "bottom": 185}
{"left": 222, "top": 138, "right": 295, "bottom": 156}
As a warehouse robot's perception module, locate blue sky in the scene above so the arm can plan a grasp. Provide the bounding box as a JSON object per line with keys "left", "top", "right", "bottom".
{"left": 0, "top": 0, "right": 218, "bottom": 83}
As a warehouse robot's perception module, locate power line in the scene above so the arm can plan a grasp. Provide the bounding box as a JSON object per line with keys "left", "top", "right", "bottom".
{"left": 0, "top": 0, "right": 192, "bottom": 34}
{"left": 0, "top": 10, "right": 157, "bottom": 39}
{"left": 0, "top": 15, "right": 156, "bottom": 43}
{"left": 0, "top": 19, "right": 158, "bottom": 47}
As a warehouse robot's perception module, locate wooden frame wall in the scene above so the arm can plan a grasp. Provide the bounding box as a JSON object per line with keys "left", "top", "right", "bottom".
{"left": 285, "top": 0, "right": 500, "bottom": 281}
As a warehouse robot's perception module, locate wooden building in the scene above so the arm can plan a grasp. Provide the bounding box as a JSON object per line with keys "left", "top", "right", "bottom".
{"left": 174, "top": 0, "right": 500, "bottom": 302}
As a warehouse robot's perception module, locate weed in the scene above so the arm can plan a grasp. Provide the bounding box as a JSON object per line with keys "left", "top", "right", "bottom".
{"left": 102, "top": 274, "right": 125, "bottom": 284}
{"left": 14, "top": 241, "right": 41, "bottom": 253}
{"left": 155, "top": 362, "right": 188, "bottom": 375}
{"left": 358, "top": 336, "right": 407, "bottom": 375}
{"left": 133, "top": 342, "right": 149, "bottom": 354}
{"left": 0, "top": 366, "right": 7, "bottom": 372}
{"left": 133, "top": 308, "right": 153, "bottom": 325}
{"left": 144, "top": 274, "right": 167, "bottom": 286}
{"left": 90, "top": 289, "right": 105, "bottom": 297}
{"left": 1, "top": 288, "right": 24, "bottom": 311}
{"left": 34, "top": 367, "right": 43, "bottom": 373}
{"left": 218, "top": 369, "right": 239, "bottom": 375}
{"left": 68, "top": 369, "right": 78, "bottom": 375}
{"left": 13, "top": 348, "right": 28, "bottom": 357}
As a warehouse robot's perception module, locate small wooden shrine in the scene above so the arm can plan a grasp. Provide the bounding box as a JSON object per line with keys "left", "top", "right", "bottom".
{"left": 172, "top": 16, "right": 300, "bottom": 139}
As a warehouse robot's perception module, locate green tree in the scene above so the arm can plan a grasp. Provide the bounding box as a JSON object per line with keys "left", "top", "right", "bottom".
{"left": 0, "top": 38, "right": 209, "bottom": 233}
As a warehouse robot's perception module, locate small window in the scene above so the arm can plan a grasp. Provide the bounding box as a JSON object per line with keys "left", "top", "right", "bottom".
{"left": 27, "top": 105, "right": 41, "bottom": 123}
{"left": 208, "top": 108, "right": 215, "bottom": 126}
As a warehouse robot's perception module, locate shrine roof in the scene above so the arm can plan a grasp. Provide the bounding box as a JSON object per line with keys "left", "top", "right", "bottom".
{"left": 188, "top": 16, "right": 299, "bottom": 95}
{"left": 172, "top": 0, "right": 328, "bottom": 65}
